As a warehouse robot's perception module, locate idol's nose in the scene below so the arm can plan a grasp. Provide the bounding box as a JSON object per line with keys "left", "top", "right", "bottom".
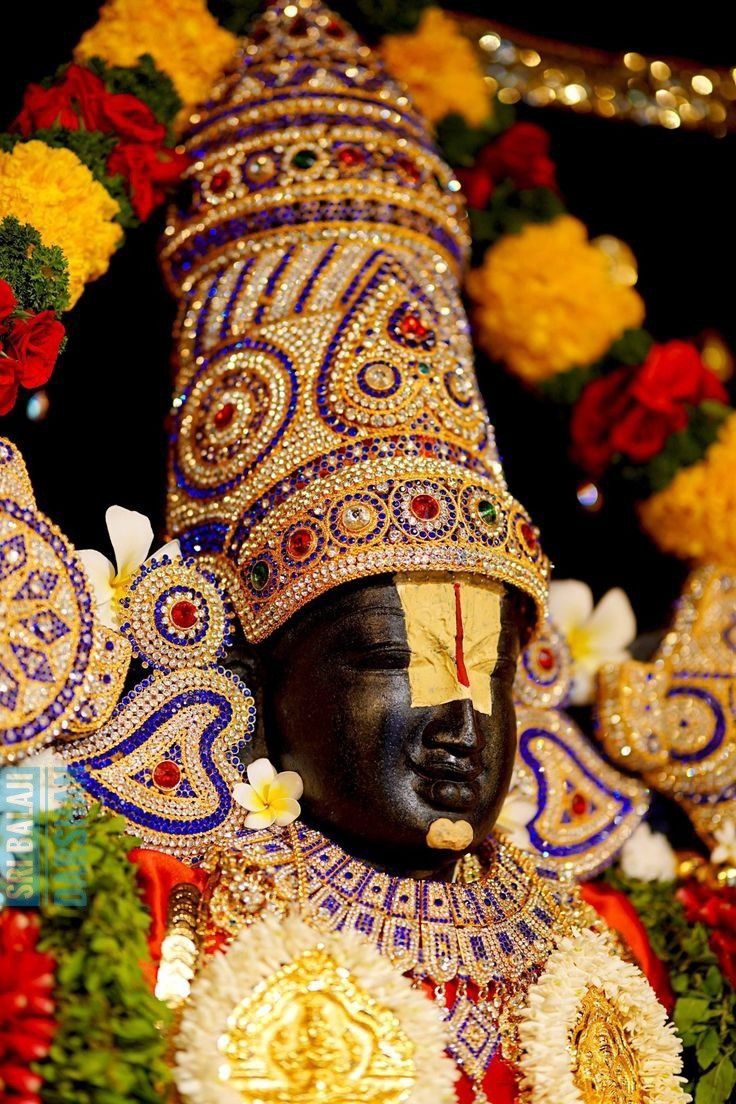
{"left": 421, "top": 697, "right": 484, "bottom": 755}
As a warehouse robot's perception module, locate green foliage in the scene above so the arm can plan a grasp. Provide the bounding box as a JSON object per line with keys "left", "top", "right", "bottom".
{"left": 435, "top": 110, "right": 510, "bottom": 169}
{"left": 209, "top": 0, "right": 264, "bottom": 35}
{"left": 210, "top": 0, "right": 430, "bottom": 39}
{"left": 85, "top": 54, "right": 182, "bottom": 138}
{"left": 538, "top": 329, "right": 653, "bottom": 405}
{"left": 469, "top": 180, "right": 565, "bottom": 262}
{"left": 0, "top": 215, "right": 70, "bottom": 314}
{"left": 606, "top": 869, "right": 736, "bottom": 1103}
{"left": 34, "top": 804, "right": 171, "bottom": 1104}
{"left": 0, "top": 130, "right": 136, "bottom": 230}
{"left": 620, "top": 400, "right": 732, "bottom": 495}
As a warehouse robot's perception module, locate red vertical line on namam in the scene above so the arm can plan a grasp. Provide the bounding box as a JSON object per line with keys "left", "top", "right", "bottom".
{"left": 453, "top": 582, "right": 470, "bottom": 687}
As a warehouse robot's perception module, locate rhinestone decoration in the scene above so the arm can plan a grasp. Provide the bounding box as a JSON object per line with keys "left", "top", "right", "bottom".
{"left": 597, "top": 564, "right": 736, "bottom": 849}
{"left": 118, "top": 557, "right": 232, "bottom": 673}
{"left": 0, "top": 460, "right": 131, "bottom": 761}
{"left": 507, "top": 617, "right": 649, "bottom": 879}
{"left": 162, "top": 0, "right": 549, "bottom": 643}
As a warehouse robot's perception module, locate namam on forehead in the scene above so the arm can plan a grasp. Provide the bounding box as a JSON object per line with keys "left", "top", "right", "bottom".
{"left": 395, "top": 574, "right": 503, "bottom": 716}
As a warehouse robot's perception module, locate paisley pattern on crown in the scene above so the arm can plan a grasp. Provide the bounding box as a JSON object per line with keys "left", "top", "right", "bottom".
{"left": 163, "top": 0, "right": 549, "bottom": 641}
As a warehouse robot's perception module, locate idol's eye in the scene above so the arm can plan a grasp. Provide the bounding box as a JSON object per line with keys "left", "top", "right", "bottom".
{"left": 348, "top": 642, "right": 412, "bottom": 671}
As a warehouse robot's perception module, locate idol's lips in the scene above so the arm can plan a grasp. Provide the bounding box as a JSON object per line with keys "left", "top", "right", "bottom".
{"left": 408, "top": 754, "right": 483, "bottom": 785}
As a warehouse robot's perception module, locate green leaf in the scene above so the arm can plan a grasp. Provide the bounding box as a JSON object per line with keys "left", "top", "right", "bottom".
{"left": 696, "top": 1057, "right": 736, "bottom": 1104}
{"left": 675, "top": 996, "right": 712, "bottom": 1033}
{"left": 704, "top": 966, "right": 724, "bottom": 1000}
{"left": 697, "top": 1028, "right": 721, "bottom": 1071}
{"left": 0, "top": 214, "right": 70, "bottom": 313}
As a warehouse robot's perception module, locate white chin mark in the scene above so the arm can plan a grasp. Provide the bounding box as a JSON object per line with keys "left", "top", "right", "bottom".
{"left": 425, "top": 818, "right": 474, "bottom": 851}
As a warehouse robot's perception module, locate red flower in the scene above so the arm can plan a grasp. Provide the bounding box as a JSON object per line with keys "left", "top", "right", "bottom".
{"left": 98, "top": 93, "right": 166, "bottom": 145}
{"left": 5, "top": 311, "right": 65, "bottom": 390}
{"left": 632, "top": 339, "right": 728, "bottom": 416}
{"left": 455, "top": 164, "right": 494, "bottom": 210}
{"left": 0, "top": 280, "right": 17, "bottom": 324}
{"left": 484, "top": 122, "right": 557, "bottom": 192}
{"left": 571, "top": 341, "right": 729, "bottom": 475}
{"left": 0, "top": 909, "right": 57, "bottom": 1100}
{"left": 0, "top": 354, "right": 19, "bottom": 416}
{"left": 13, "top": 64, "right": 107, "bottom": 135}
{"left": 457, "top": 123, "right": 557, "bottom": 211}
{"left": 108, "top": 142, "right": 189, "bottom": 221}
{"left": 678, "top": 880, "right": 736, "bottom": 990}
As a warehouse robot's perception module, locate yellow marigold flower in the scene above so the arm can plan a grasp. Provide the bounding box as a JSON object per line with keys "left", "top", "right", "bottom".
{"left": 381, "top": 8, "right": 490, "bottom": 127}
{"left": 639, "top": 412, "right": 736, "bottom": 565}
{"left": 75, "top": 0, "right": 238, "bottom": 111}
{"left": 466, "top": 216, "right": 645, "bottom": 384}
{"left": 0, "top": 141, "right": 122, "bottom": 306}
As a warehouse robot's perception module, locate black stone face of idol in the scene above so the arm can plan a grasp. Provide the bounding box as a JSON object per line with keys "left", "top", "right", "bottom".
{"left": 230, "top": 575, "right": 529, "bottom": 880}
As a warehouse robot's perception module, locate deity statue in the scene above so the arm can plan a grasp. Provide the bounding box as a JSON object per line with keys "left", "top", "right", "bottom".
{"left": 0, "top": 2, "right": 688, "bottom": 1101}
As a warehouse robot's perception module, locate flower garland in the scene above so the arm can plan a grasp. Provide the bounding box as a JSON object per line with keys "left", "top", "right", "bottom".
{"left": 0, "top": 804, "right": 170, "bottom": 1104}
{"left": 0, "top": 0, "right": 239, "bottom": 415}
{"left": 342, "top": 4, "right": 735, "bottom": 567}
{"left": 0, "top": 910, "right": 57, "bottom": 1101}
{"left": 607, "top": 867, "right": 736, "bottom": 1104}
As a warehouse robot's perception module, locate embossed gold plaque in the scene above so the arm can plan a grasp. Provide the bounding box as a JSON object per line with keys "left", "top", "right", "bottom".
{"left": 219, "top": 947, "right": 416, "bottom": 1103}
{"left": 571, "top": 986, "right": 645, "bottom": 1104}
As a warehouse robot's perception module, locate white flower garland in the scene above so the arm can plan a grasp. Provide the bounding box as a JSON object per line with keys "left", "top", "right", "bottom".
{"left": 517, "top": 928, "right": 690, "bottom": 1104}
{"left": 174, "top": 910, "right": 457, "bottom": 1104}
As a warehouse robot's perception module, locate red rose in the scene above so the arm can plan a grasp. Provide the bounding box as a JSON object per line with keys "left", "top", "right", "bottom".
{"left": 632, "top": 339, "right": 728, "bottom": 414}
{"left": 456, "top": 165, "right": 494, "bottom": 210}
{"left": 13, "top": 64, "right": 106, "bottom": 134}
{"left": 0, "top": 279, "right": 17, "bottom": 324}
{"left": 0, "top": 354, "right": 19, "bottom": 416}
{"left": 98, "top": 93, "right": 166, "bottom": 144}
{"left": 610, "top": 403, "right": 676, "bottom": 462}
{"left": 483, "top": 122, "right": 557, "bottom": 192}
{"left": 5, "top": 311, "right": 65, "bottom": 389}
{"left": 108, "top": 142, "right": 189, "bottom": 220}
{"left": 571, "top": 366, "right": 634, "bottom": 474}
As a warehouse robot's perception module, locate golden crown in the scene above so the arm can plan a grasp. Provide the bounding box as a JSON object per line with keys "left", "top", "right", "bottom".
{"left": 162, "top": 0, "right": 549, "bottom": 642}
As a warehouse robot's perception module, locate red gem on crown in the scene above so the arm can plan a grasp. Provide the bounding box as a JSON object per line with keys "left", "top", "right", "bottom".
{"left": 400, "top": 313, "right": 429, "bottom": 340}
{"left": 571, "top": 793, "right": 588, "bottom": 817}
{"left": 213, "top": 401, "right": 236, "bottom": 430}
{"left": 286, "top": 528, "right": 315, "bottom": 559}
{"left": 337, "top": 146, "right": 366, "bottom": 168}
{"left": 396, "top": 156, "right": 421, "bottom": 183}
{"left": 210, "top": 169, "right": 232, "bottom": 195}
{"left": 521, "top": 522, "right": 538, "bottom": 549}
{"left": 410, "top": 494, "right": 440, "bottom": 521}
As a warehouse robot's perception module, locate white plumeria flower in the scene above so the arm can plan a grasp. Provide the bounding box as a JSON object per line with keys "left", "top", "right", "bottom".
{"left": 548, "top": 579, "right": 636, "bottom": 705}
{"left": 496, "top": 793, "right": 536, "bottom": 852}
{"left": 78, "top": 506, "right": 180, "bottom": 629}
{"left": 711, "top": 820, "right": 736, "bottom": 867}
{"left": 620, "top": 822, "right": 676, "bottom": 882}
{"left": 233, "top": 758, "right": 304, "bottom": 829}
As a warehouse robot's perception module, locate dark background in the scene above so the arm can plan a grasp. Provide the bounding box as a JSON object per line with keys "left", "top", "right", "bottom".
{"left": 1, "top": 3, "right": 734, "bottom": 636}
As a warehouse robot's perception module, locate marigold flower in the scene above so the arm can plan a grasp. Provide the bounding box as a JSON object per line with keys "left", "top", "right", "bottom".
{"left": 466, "top": 216, "right": 645, "bottom": 383}
{"left": 639, "top": 411, "right": 736, "bottom": 564}
{"left": 75, "top": 0, "right": 238, "bottom": 112}
{"left": 0, "top": 142, "right": 121, "bottom": 305}
{"left": 381, "top": 8, "right": 490, "bottom": 127}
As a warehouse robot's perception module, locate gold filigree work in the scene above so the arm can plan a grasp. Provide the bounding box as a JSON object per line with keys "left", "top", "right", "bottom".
{"left": 219, "top": 946, "right": 416, "bottom": 1103}
{"left": 570, "top": 986, "right": 644, "bottom": 1104}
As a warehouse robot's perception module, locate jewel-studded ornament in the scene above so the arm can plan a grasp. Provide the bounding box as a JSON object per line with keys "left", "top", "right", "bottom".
{"left": 61, "top": 555, "right": 255, "bottom": 859}
{"left": 506, "top": 618, "right": 649, "bottom": 879}
{"left": 598, "top": 564, "right": 736, "bottom": 850}
{"left": 0, "top": 440, "right": 130, "bottom": 761}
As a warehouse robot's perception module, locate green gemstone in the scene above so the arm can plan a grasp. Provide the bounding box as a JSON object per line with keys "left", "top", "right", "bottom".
{"left": 250, "top": 560, "right": 270, "bottom": 591}
{"left": 418, "top": 362, "right": 431, "bottom": 375}
{"left": 478, "top": 499, "right": 498, "bottom": 525}
{"left": 292, "top": 149, "right": 318, "bottom": 169}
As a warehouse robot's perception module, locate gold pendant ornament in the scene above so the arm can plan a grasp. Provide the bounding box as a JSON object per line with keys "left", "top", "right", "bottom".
{"left": 173, "top": 912, "right": 457, "bottom": 1104}
{"left": 516, "top": 928, "right": 690, "bottom": 1104}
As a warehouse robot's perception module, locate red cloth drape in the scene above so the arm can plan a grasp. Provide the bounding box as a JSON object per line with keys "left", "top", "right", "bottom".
{"left": 129, "top": 847, "right": 208, "bottom": 986}
{"left": 582, "top": 879, "right": 674, "bottom": 1012}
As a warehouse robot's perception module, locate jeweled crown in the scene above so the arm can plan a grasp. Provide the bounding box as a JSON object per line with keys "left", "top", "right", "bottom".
{"left": 162, "top": 0, "right": 549, "bottom": 642}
